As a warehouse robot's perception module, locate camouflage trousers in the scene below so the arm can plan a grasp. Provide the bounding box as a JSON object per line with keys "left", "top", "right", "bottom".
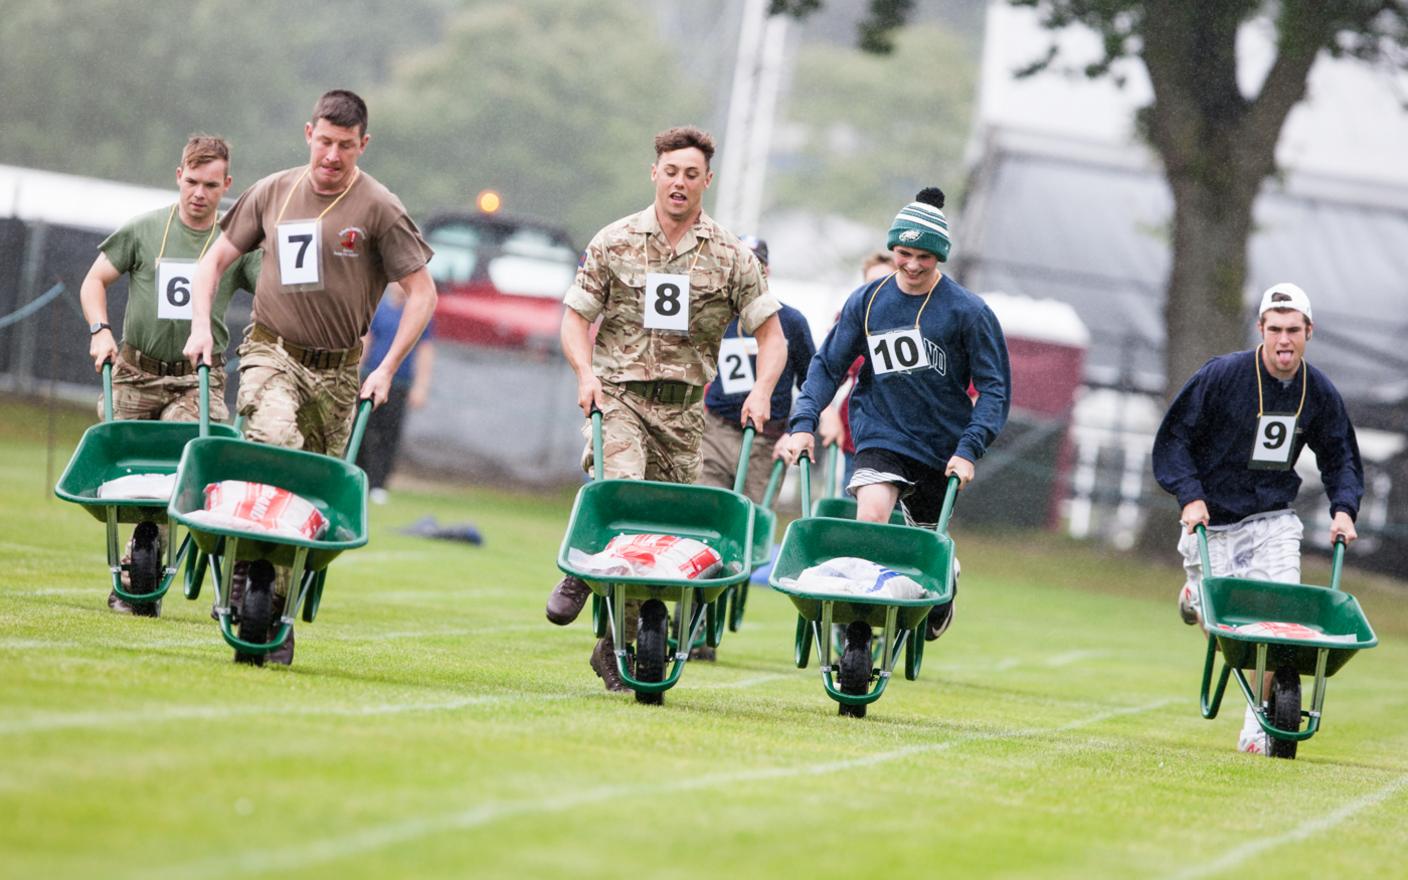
{"left": 697, "top": 409, "right": 780, "bottom": 504}
{"left": 96, "top": 357, "right": 229, "bottom": 423}
{"left": 235, "top": 338, "right": 360, "bottom": 456}
{"left": 580, "top": 382, "right": 706, "bottom": 483}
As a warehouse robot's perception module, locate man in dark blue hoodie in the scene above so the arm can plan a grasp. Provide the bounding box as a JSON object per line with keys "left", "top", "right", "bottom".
{"left": 781, "top": 188, "right": 1012, "bottom": 639}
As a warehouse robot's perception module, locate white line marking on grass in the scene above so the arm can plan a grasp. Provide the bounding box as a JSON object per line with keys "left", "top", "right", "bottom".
{"left": 0, "top": 690, "right": 598, "bottom": 736}
{"left": 146, "top": 697, "right": 1176, "bottom": 880}
{"left": 694, "top": 673, "right": 786, "bottom": 690}
{"left": 1166, "top": 772, "right": 1408, "bottom": 880}
{"left": 1044, "top": 649, "right": 1103, "bottom": 667}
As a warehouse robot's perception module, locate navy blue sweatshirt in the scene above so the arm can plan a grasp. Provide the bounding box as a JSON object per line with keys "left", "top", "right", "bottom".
{"left": 705, "top": 304, "right": 815, "bottom": 430}
{"left": 789, "top": 273, "right": 1011, "bottom": 470}
{"left": 1152, "top": 349, "right": 1363, "bottom": 526}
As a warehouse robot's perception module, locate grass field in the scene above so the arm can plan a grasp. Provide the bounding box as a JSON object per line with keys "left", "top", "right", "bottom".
{"left": 2, "top": 395, "right": 1406, "bottom": 879}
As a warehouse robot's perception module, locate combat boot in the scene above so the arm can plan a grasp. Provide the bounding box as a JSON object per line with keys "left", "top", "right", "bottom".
{"left": 546, "top": 575, "right": 591, "bottom": 625}
{"left": 589, "top": 633, "right": 629, "bottom": 693}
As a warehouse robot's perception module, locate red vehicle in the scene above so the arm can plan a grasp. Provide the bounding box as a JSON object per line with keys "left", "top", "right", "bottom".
{"left": 424, "top": 212, "right": 578, "bottom": 350}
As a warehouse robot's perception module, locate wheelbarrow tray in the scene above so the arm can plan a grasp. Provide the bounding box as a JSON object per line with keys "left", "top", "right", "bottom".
{"left": 55, "top": 420, "right": 240, "bottom": 523}
{"left": 167, "top": 436, "right": 368, "bottom": 572}
{"left": 810, "top": 496, "right": 906, "bottom": 526}
{"left": 769, "top": 517, "right": 953, "bottom": 629}
{"left": 1201, "top": 576, "right": 1377, "bottom": 676}
{"left": 557, "top": 478, "right": 753, "bottom": 603}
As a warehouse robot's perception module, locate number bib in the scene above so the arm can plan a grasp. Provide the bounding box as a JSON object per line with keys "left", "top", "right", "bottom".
{"left": 155, "top": 259, "right": 195, "bottom": 320}
{"left": 644, "top": 272, "right": 689, "bottom": 333}
{"left": 867, "top": 328, "right": 929, "bottom": 375}
{"left": 717, "top": 336, "right": 757, "bottom": 394}
{"left": 277, "top": 219, "right": 322, "bottom": 289}
{"left": 1249, "top": 413, "right": 1297, "bottom": 470}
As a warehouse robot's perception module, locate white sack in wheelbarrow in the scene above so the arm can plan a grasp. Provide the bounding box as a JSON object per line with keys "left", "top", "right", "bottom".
{"left": 778, "top": 556, "right": 929, "bottom": 600}
{"left": 567, "top": 533, "right": 723, "bottom": 580}
{"left": 97, "top": 472, "right": 177, "bottom": 500}
{"left": 182, "top": 480, "right": 329, "bottom": 541}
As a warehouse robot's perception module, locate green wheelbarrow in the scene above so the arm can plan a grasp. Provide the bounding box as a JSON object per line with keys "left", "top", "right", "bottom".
{"left": 54, "top": 363, "right": 238, "bottom": 615}
{"left": 1194, "top": 524, "right": 1377, "bottom": 759}
{"left": 810, "top": 442, "right": 905, "bottom": 525}
{"left": 168, "top": 400, "right": 373, "bottom": 666}
{"left": 557, "top": 409, "right": 754, "bottom": 705}
{"left": 770, "top": 453, "right": 959, "bottom": 718}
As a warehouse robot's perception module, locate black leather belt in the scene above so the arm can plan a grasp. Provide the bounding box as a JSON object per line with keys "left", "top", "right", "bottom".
{"left": 121, "top": 343, "right": 222, "bottom": 377}
{"left": 619, "top": 379, "right": 705, "bottom": 406}
{"left": 249, "top": 323, "right": 362, "bottom": 370}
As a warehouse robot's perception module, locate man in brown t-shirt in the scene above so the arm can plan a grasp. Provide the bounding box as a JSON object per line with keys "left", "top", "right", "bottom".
{"left": 182, "top": 89, "right": 435, "bottom": 664}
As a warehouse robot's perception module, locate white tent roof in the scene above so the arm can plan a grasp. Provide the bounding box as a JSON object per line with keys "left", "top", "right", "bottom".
{"left": 0, "top": 163, "right": 174, "bottom": 233}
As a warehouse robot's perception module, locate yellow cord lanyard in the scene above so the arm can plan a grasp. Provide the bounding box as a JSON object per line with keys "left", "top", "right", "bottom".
{"left": 644, "top": 230, "right": 704, "bottom": 278}
{"left": 1248, "top": 343, "right": 1307, "bottom": 470}
{"left": 274, "top": 166, "right": 361, "bottom": 225}
{"left": 863, "top": 271, "right": 937, "bottom": 335}
{"left": 1253, "top": 343, "right": 1307, "bottom": 418}
{"left": 155, "top": 203, "right": 218, "bottom": 263}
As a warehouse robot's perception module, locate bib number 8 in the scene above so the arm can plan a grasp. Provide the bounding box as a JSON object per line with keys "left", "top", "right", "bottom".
{"left": 655, "top": 282, "right": 681, "bottom": 317}
{"left": 644, "top": 271, "right": 690, "bottom": 332}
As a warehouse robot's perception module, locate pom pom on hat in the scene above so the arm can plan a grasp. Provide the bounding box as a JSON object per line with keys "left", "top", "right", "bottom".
{"left": 886, "top": 187, "right": 952, "bottom": 261}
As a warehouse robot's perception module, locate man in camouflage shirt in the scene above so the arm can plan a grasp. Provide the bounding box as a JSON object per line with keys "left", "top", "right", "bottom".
{"left": 547, "top": 125, "right": 786, "bottom": 692}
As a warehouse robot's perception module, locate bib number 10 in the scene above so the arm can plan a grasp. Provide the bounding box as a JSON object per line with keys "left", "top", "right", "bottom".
{"left": 644, "top": 272, "right": 690, "bottom": 332}
{"left": 867, "top": 328, "right": 929, "bottom": 375}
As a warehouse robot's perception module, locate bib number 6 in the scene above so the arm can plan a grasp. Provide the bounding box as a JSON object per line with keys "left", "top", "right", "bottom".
{"left": 156, "top": 259, "right": 196, "bottom": 320}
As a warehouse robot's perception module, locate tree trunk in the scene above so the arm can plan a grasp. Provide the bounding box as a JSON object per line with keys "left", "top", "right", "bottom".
{"left": 1162, "top": 171, "right": 1256, "bottom": 397}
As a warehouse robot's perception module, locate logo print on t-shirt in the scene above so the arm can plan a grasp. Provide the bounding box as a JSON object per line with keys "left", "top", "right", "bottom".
{"left": 924, "top": 339, "right": 947, "bottom": 375}
{"left": 335, "top": 226, "right": 365, "bottom": 258}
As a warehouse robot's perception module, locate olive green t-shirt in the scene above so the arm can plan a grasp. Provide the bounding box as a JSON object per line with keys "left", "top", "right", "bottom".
{"left": 100, "top": 205, "right": 260, "bottom": 362}
{"left": 220, "top": 166, "right": 433, "bottom": 350}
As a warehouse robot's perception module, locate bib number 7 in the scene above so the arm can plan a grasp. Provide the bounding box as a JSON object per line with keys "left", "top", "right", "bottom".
{"left": 277, "top": 219, "right": 322, "bottom": 288}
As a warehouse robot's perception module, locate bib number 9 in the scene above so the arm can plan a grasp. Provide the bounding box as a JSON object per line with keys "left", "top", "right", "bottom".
{"left": 156, "top": 259, "right": 196, "bottom": 320}
{"left": 867, "top": 328, "right": 929, "bottom": 375}
{"left": 644, "top": 272, "right": 690, "bottom": 332}
{"left": 1249, "top": 413, "right": 1297, "bottom": 470}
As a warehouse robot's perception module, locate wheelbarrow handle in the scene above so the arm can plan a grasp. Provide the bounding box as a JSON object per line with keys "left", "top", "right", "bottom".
{"left": 759, "top": 458, "right": 785, "bottom": 511}
{"left": 935, "top": 474, "right": 961, "bottom": 536}
{"left": 1330, "top": 535, "right": 1346, "bottom": 592}
{"left": 1195, "top": 524, "right": 1212, "bottom": 579}
{"left": 589, "top": 406, "right": 604, "bottom": 482}
{"left": 197, "top": 363, "right": 211, "bottom": 437}
{"left": 732, "top": 425, "right": 756, "bottom": 495}
{"left": 798, "top": 451, "right": 812, "bottom": 516}
{"left": 343, "top": 398, "right": 375, "bottom": 463}
{"left": 101, "top": 359, "right": 114, "bottom": 422}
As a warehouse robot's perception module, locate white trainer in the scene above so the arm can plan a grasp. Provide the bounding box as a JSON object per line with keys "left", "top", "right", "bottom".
{"left": 1178, "top": 582, "right": 1201, "bottom": 626}
{"left": 1237, "top": 705, "right": 1268, "bottom": 755}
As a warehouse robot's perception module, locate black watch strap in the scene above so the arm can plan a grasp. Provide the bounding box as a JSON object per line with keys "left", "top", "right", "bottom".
{"left": 89, "top": 321, "right": 111, "bottom": 335}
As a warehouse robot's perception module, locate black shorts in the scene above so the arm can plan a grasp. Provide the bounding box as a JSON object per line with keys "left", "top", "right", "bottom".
{"left": 847, "top": 447, "right": 949, "bottom": 525}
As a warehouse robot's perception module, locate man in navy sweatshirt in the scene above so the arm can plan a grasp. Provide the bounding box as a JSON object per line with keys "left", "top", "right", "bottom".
{"left": 1152, "top": 282, "right": 1363, "bottom": 754}
{"left": 781, "top": 187, "right": 1012, "bottom": 640}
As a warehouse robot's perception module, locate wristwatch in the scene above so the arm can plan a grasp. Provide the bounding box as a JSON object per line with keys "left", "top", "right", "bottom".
{"left": 89, "top": 321, "right": 111, "bottom": 335}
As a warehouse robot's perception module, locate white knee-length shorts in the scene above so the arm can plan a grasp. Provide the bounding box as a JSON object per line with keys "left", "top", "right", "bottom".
{"left": 1177, "top": 510, "right": 1303, "bottom": 591}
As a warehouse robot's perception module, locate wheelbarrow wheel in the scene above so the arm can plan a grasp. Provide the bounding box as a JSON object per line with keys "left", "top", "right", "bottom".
{"left": 1268, "top": 666, "right": 1301, "bottom": 760}
{"left": 127, "top": 521, "right": 162, "bottom": 617}
{"left": 634, "top": 599, "right": 668, "bottom": 706}
{"left": 234, "top": 560, "right": 275, "bottom": 667}
{"left": 838, "top": 620, "right": 871, "bottom": 718}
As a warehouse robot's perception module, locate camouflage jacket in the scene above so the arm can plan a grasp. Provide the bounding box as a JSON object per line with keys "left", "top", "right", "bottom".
{"left": 563, "top": 206, "right": 780, "bottom": 386}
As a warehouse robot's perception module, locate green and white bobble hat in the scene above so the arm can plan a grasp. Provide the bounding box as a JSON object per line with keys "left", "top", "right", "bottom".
{"left": 886, "top": 187, "right": 952, "bottom": 262}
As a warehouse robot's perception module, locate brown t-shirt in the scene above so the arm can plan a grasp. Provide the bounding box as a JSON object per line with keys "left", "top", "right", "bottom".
{"left": 221, "top": 166, "right": 433, "bottom": 350}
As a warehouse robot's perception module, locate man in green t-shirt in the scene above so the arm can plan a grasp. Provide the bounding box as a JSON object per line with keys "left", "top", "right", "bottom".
{"left": 80, "top": 134, "right": 259, "bottom": 615}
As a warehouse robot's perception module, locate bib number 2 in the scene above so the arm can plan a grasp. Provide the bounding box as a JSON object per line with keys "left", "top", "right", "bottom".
{"left": 867, "top": 328, "right": 929, "bottom": 375}
{"left": 156, "top": 259, "right": 196, "bottom": 320}
{"left": 1249, "top": 413, "right": 1297, "bottom": 470}
{"left": 717, "top": 336, "right": 757, "bottom": 394}
{"left": 644, "top": 272, "right": 689, "bottom": 333}
{"left": 277, "top": 219, "right": 321, "bottom": 288}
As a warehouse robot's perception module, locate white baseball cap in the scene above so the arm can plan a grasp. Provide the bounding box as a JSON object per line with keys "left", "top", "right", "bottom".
{"left": 1258, "top": 282, "right": 1312, "bottom": 322}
